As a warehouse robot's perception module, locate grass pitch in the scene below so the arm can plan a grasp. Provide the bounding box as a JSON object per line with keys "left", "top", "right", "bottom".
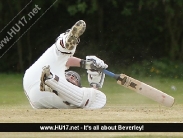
{"left": 0, "top": 74, "right": 183, "bottom": 138}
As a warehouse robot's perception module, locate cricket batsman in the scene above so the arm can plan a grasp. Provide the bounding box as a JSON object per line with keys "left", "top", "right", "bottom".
{"left": 23, "top": 20, "right": 108, "bottom": 109}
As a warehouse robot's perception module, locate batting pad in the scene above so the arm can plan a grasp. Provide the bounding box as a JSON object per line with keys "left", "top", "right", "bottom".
{"left": 82, "top": 87, "right": 106, "bottom": 109}
{"left": 45, "top": 76, "right": 106, "bottom": 109}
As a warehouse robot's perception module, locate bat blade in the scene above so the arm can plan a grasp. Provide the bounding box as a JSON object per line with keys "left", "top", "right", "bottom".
{"left": 116, "top": 74, "right": 174, "bottom": 107}
{"left": 90, "top": 68, "right": 174, "bottom": 107}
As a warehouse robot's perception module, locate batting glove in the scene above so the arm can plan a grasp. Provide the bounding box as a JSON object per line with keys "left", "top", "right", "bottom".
{"left": 87, "top": 69, "right": 105, "bottom": 89}
{"left": 80, "top": 55, "right": 108, "bottom": 70}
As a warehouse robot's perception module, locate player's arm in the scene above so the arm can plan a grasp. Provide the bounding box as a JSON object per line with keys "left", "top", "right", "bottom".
{"left": 66, "top": 56, "right": 107, "bottom": 89}
{"left": 66, "top": 57, "right": 81, "bottom": 67}
{"left": 66, "top": 56, "right": 108, "bottom": 69}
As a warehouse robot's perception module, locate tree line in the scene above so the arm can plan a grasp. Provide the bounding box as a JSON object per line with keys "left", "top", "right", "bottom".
{"left": 0, "top": 0, "right": 183, "bottom": 73}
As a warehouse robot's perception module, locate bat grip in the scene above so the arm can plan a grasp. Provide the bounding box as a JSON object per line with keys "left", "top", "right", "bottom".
{"left": 90, "top": 64, "right": 119, "bottom": 79}
{"left": 103, "top": 69, "right": 119, "bottom": 80}
{"left": 102, "top": 69, "right": 115, "bottom": 77}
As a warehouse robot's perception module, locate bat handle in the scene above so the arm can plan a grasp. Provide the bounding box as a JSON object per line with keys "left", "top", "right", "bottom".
{"left": 102, "top": 69, "right": 115, "bottom": 77}
{"left": 90, "top": 64, "right": 119, "bottom": 80}
{"left": 103, "top": 69, "right": 119, "bottom": 80}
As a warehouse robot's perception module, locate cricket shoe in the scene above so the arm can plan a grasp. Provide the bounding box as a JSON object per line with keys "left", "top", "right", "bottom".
{"left": 64, "top": 20, "right": 86, "bottom": 50}
{"left": 40, "top": 65, "right": 53, "bottom": 92}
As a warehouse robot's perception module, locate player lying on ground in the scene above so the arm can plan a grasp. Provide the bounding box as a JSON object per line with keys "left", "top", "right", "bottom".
{"left": 23, "top": 20, "right": 108, "bottom": 109}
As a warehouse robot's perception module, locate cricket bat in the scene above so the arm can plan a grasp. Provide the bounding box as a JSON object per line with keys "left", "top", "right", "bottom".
{"left": 102, "top": 69, "right": 175, "bottom": 107}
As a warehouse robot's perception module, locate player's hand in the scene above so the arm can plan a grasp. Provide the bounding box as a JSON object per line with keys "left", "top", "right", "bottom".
{"left": 80, "top": 55, "right": 108, "bottom": 70}
{"left": 86, "top": 55, "right": 108, "bottom": 69}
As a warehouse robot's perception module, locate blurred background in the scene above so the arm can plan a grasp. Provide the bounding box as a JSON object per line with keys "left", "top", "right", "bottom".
{"left": 1, "top": 0, "right": 183, "bottom": 79}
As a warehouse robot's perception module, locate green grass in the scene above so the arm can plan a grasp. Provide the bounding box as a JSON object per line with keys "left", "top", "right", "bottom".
{"left": 0, "top": 74, "right": 28, "bottom": 106}
{"left": 0, "top": 73, "right": 182, "bottom": 107}
{"left": 0, "top": 74, "right": 183, "bottom": 138}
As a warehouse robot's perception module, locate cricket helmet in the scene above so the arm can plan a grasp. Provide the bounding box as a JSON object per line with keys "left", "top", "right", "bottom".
{"left": 65, "top": 71, "right": 81, "bottom": 87}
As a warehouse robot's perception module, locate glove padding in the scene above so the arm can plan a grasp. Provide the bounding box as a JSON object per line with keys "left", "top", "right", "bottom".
{"left": 86, "top": 56, "right": 108, "bottom": 69}
{"left": 80, "top": 56, "right": 108, "bottom": 70}
{"left": 87, "top": 69, "right": 105, "bottom": 89}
